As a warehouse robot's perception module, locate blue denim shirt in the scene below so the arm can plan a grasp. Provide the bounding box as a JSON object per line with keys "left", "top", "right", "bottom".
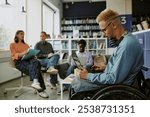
{"left": 87, "top": 33, "right": 144, "bottom": 85}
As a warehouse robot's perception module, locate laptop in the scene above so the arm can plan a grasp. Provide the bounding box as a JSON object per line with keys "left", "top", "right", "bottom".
{"left": 71, "top": 52, "right": 84, "bottom": 70}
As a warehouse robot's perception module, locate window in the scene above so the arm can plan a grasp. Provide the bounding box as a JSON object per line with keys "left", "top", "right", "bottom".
{"left": 0, "top": 0, "right": 27, "bottom": 50}
{"left": 42, "top": 3, "right": 55, "bottom": 38}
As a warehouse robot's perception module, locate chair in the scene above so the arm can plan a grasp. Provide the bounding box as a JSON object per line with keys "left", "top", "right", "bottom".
{"left": 3, "top": 59, "right": 32, "bottom": 98}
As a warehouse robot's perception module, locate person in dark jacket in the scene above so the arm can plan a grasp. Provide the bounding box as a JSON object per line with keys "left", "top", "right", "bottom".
{"left": 35, "top": 31, "right": 60, "bottom": 89}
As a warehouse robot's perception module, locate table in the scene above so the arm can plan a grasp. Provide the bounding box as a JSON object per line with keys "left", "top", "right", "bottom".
{"left": 60, "top": 74, "right": 76, "bottom": 100}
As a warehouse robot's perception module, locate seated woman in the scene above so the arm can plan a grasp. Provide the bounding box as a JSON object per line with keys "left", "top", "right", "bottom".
{"left": 10, "top": 30, "right": 48, "bottom": 98}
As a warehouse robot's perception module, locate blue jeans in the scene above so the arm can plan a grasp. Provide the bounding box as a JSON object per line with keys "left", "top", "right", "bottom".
{"left": 15, "top": 59, "right": 46, "bottom": 91}
{"left": 39, "top": 54, "right": 60, "bottom": 69}
{"left": 39, "top": 54, "right": 60, "bottom": 84}
{"left": 71, "top": 78, "right": 105, "bottom": 93}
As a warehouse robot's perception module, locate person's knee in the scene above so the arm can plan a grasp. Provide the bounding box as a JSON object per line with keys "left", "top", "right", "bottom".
{"left": 32, "top": 59, "right": 41, "bottom": 67}
{"left": 55, "top": 54, "right": 60, "bottom": 60}
{"left": 71, "top": 78, "right": 82, "bottom": 92}
{"left": 50, "top": 54, "right": 60, "bottom": 62}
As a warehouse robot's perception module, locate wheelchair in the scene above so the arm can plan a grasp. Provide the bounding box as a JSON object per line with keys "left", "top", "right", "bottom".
{"left": 69, "top": 66, "right": 149, "bottom": 100}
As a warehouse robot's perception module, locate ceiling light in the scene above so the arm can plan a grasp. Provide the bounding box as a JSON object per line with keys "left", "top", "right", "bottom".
{"left": 5, "top": 0, "right": 11, "bottom": 5}
{"left": 0, "top": 0, "right": 12, "bottom": 7}
{"left": 22, "top": 6, "right": 26, "bottom": 13}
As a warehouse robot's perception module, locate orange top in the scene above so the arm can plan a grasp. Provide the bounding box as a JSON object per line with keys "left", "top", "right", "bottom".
{"left": 10, "top": 42, "right": 29, "bottom": 60}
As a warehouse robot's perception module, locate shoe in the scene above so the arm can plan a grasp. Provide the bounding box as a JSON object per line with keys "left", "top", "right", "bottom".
{"left": 39, "top": 91, "right": 49, "bottom": 98}
{"left": 47, "top": 67, "right": 58, "bottom": 74}
{"left": 57, "top": 87, "right": 68, "bottom": 95}
{"left": 50, "top": 84, "right": 57, "bottom": 90}
{"left": 31, "top": 82, "right": 42, "bottom": 90}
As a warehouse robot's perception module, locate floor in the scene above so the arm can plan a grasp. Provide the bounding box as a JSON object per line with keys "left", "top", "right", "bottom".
{"left": 0, "top": 76, "right": 69, "bottom": 100}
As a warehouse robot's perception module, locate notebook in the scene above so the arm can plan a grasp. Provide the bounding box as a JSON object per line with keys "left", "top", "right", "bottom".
{"left": 21, "top": 49, "right": 40, "bottom": 60}
{"left": 71, "top": 52, "right": 84, "bottom": 70}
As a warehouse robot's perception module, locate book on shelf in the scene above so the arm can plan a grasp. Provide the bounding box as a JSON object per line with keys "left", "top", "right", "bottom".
{"left": 22, "top": 49, "right": 40, "bottom": 60}
{"left": 99, "top": 43, "right": 106, "bottom": 49}
{"left": 73, "top": 30, "right": 79, "bottom": 38}
{"left": 141, "top": 20, "right": 149, "bottom": 30}
{"left": 136, "top": 24, "right": 143, "bottom": 31}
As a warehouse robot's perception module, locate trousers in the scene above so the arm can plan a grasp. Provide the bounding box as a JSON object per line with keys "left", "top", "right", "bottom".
{"left": 15, "top": 59, "right": 46, "bottom": 91}
{"left": 39, "top": 54, "right": 60, "bottom": 84}
{"left": 71, "top": 78, "right": 105, "bottom": 93}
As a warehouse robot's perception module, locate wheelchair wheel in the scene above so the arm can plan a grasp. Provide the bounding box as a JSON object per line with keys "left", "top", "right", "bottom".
{"left": 69, "top": 88, "right": 100, "bottom": 100}
{"left": 91, "top": 85, "right": 148, "bottom": 100}
{"left": 70, "top": 90, "right": 97, "bottom": 100}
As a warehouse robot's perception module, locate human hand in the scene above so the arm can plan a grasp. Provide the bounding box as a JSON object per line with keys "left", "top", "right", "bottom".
{"left": 79, "top": 69, "right": 88, "bottom": 80}
{"left": 48, "top": 53, "right": 53, "bottom": 58}
{"left": 92, "top": 64, "right": 105, "bottom": 72}
{"left": 19, "top": 50, "right": 28, "bottom": 57}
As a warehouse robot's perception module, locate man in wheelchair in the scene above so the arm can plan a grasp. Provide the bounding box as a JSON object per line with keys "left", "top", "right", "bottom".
{"left": 69, "top": 8, "right": 146, "bottom": 100}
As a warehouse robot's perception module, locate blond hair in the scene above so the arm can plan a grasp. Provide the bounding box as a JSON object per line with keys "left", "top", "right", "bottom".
{"left": 93, "top": 55, "right": 107, "bottom": 71}
{"left": 96, "top": 8, "right": 119, "bottom": 23}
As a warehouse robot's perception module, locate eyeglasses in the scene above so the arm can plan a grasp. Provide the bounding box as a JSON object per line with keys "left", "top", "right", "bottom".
{"left": 100, "top": 15, "right": 120, "bottom": 33}
{"left": 100, "top": 22, "right": 112, "bottom": 33}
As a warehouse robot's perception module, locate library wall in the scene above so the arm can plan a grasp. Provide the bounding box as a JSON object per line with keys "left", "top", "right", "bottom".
{"left": 61, "top": 1, "right": 106, "bottom": 41}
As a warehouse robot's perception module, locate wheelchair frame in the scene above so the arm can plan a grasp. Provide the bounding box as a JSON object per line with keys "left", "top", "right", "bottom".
{"left": 69, "top": 67, "right": 149, "bottom": 100}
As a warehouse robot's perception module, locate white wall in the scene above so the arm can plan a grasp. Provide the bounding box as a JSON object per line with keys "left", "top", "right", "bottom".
{"left": 44, "top": 0, "right": 62, "bottom": 37}
{"left": 26, "top": 0, "right": 42, "bottom": 47}
{"left": 26, "top": 0, "right": 62, "bottom": 47}
{"left": 106, "top": 0, "right": 132, "bottom": 14}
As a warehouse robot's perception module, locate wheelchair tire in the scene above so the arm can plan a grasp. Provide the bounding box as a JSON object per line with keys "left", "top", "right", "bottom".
{"left": 91, "top": 85, "right": 148, "bottom": 100}
{"left": 70, "top": 89, "right": 100, "bottom": 100}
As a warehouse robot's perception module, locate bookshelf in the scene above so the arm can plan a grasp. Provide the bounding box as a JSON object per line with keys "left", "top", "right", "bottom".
{"left": 47, "top": 38, "right": 107, "bottom": 56}
{"left": 61, "top": 18, "right": 101, "bottom": 38}
{"left": 132, "top": 15, "right": 150, "bottom": 32}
